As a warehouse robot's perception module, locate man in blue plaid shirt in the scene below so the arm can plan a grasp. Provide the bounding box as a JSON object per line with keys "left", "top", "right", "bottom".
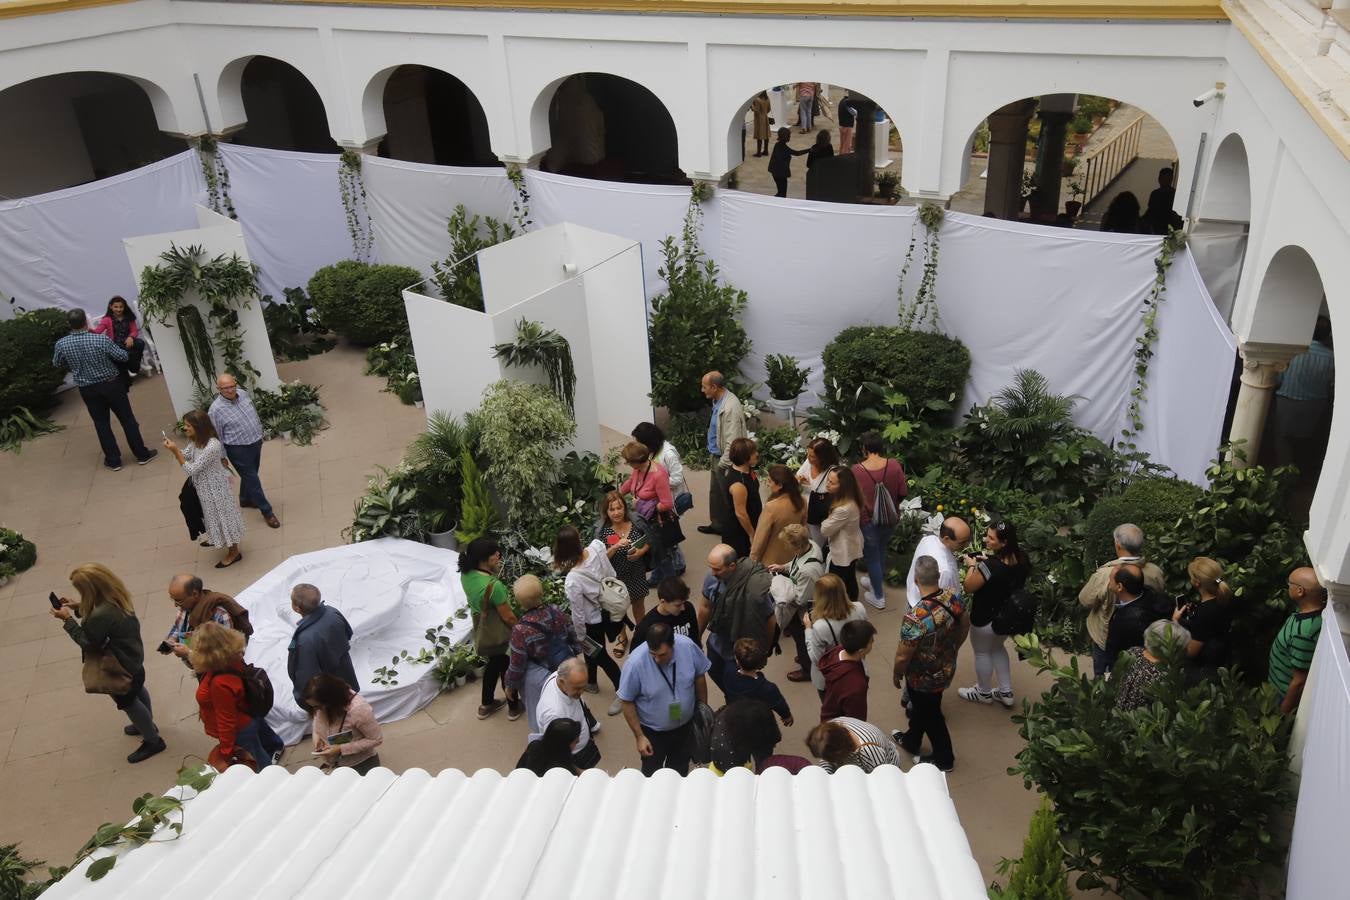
{"left": 52, "top": 308, "right": 157, "bottom": 472}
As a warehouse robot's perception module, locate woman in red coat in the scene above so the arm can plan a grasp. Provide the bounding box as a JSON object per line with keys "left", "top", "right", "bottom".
{"left": 189, "top": 622, "right": 275, "bottom": 772}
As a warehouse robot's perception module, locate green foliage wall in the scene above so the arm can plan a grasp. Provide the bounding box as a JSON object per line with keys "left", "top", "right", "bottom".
{"left": 821, "top": 326, "right": 969, "bottom": 421}
{"left": 308, "top": 261, "right": 422, "bottom": 346}
{"left": 0, "top": 308, "right": 70, "bottom": 416}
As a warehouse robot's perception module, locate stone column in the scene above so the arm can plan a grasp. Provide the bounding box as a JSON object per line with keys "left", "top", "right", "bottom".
{"left": 983, "top": 99, "right": 1036, "bottom": 219}
{"left": 1227, "top": 342, "right": 1300, "bottom": 466}
{"left": 1031, "top": 96, "right": 1074, "bottom": 219}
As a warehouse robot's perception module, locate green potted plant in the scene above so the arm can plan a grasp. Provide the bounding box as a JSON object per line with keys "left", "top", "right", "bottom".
{"left": 874, "top": 170, "right": 900, "bottom": 200}
{"left": 1065, "top": 180, "right": 1086, "bottom": 221}
{"left": 764, "top": 353, "right": 809, "bottom": 422}
{"left": 406, "top": 413, "right": 470, "bottom": 550}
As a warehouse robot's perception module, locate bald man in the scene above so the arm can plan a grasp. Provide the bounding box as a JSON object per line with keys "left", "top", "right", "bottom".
{"left": 906, "top": 517, "right": 970, "bottom": 607}
{"left": 1269, "top": 567, "right": 1328, "bottom": 715}
{"left": 697, "top": 371, "right": 747, "bottom": 535}
{"left": 208, "top": 373, "right": 280, "bottom": 529}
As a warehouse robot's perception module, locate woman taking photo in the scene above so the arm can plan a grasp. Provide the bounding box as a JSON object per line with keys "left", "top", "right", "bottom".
{"left": 163, "top": 410, "right": 244, "bottom": 569}
{"left": 851, "top": 430, "right": 908, "bottom": 610}
{"left": 596, "top": 490, "right": 650, "bottom": 654}
{"left": 957, "top": 520, "right": 1030, "bottom": 709}
{"left": 91, "top": 296, "right": 145, "bottom": 384}
{"left": 303, "top": 672, "right": 384, "bottom": 774}
{"left": 801, "top": 573, "right": 867, "bottom": 695}
{"left": 555, "top": 524, "right": 624, "bottom": 715}
{"left": 751, "top": 464, "right": 807, "bottom": 566}
{"left": 772, "top": 524, "right": 825, "bottom": 683}
{"left": 721, "top": 437, "right": 762, "bottom": 560}
{"left": 51, "top": 562, "right": 165, "bottom": 764}
{"left": 459, "top": 536, "right": 520, "bottom": 721}
{"left": 190, "top": 621, "right": 280, "bottom": 772}
{"left": 632, "top": 421, "right": 693, "bottom": 576}
{"left": 820, "top": 466, "right": 864, "bottom": 600}
{"left": 1173, "top": 556, "right": 1234, "bottom": 678}
{"left": 797, "top": 437, "right": 839, "bottom": 549}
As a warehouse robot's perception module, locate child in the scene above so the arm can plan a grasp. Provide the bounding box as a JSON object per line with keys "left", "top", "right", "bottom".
{"left": 818, "top": 619, "right": 877, "bottom": 721}
{"left": 722, "top": 638, "right": 793, "bottom": 726}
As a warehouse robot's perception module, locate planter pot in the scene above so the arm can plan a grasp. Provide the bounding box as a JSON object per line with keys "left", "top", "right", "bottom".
{"left": 1065, "top": 200, "right": 1082, "bottom": 219}
{"left": 472, "top": 664, "right": 487, "bottom": 679}
{"left": 766, "top": 394, "right": 799, "bottom": 427}
{"left": 0, "top": 576, "right": 8, "bottom": 589}
{"left": 455, "top": 675, "right": 468, "bottom": 688}
{"left": 425, "top": 526, "right": 459, "bottom": 551}
{"left": 413, "top": 400, "right": 425, "bottom": 409}
{"left": 877, "top": 184, "right": 897, "bottom": 200}
{"left": 281, "top": 430, "right": 293, "bottom": 441}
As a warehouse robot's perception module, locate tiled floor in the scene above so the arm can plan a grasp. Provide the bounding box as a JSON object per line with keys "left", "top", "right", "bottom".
{"left": 0, "top": 346, "right": 1096, "bottom": 893}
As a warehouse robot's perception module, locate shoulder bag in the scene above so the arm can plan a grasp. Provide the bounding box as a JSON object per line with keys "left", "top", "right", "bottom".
{"left": 862, "top": 461, "right": 900, "bottom": 528}
{"left": 574, "top": 564, "right": 632, "bottom": 621}
{"left": 472, "top": 579, "right": 512, "bottom": 657}
{"left": 992, "top": 588, "right": 1036, "bottom": 637}
{"left": 82, "top": 648, "right": 133, "bottom": 696}
{"left": 806, "top": 468, "right": 833, "bottom": 525}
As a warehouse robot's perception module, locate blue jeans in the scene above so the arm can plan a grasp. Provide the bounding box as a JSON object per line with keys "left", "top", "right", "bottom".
{"left": 237, "top": 717, "right": 282, "bottom": 769}
{"left": 1092, "top": 645, "right": 1110, "bottom": 678}
{"left": 225, "top": 440, "right": 273, "bottom": 517}
{"left": 861, "top": 523, "right": 895, "bottom": 599}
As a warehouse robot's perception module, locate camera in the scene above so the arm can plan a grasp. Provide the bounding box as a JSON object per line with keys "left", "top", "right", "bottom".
{"left": 1193, "top": 86, "right": 1224, "bottom": 108}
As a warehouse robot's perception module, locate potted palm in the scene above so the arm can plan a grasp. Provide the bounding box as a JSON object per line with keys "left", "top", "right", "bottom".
{"left": 406, "top": 413, "right": 470, "bottom": 550}
{"left": 765, "top": 353, "right": 809, "bottom": 423}
{"left": 874, "top": 170, "right": 901, "bottom": 200}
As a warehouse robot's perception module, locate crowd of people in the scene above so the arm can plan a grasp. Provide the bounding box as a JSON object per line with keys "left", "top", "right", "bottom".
{"left": 43, "top": 367, "right": 1330, "bottom": 781}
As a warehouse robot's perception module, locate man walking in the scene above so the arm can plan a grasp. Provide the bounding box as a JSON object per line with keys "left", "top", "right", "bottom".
{"left": 698, "top": 371, "right": 747, "bottom": 535}
{"left": 1269, "top": 567, "right": 1327, "bottom": 715}
{"left": 905, "top": 517, "right": 969, "bottom": 607}
{"left": 209, "top": 374, "right": 280, "bottom": 528}
{"left": 287, "top": 583, "right": 359, "bottom": 705}
{"left": 52, "top": 308, "right": 157, "bottom": 471}
{"left": 534, "top": 656, "right": 601, "bottom": 771}
{"left": 617, "top": 622, "right": 710, "bottom": 775}
{"left": 699, "top": 544, "right": 774, "bottom": 690}
{"left": 893, "top": 555, "right": 969, "bottom": 772}
{"left": 1079, "top": 523, "right": 1165, "bottom": 677}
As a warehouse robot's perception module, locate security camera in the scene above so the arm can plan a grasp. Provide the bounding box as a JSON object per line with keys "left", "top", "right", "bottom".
{"left": 1193, "top": 84, "right": 1225, "bottom": 108}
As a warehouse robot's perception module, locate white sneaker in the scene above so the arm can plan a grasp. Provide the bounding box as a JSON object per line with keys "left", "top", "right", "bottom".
{"left": 859, "top": 574, "right": 873, "bottom": 594}
{"left": 607, "top": 698, "right": 623, "bottom": 716}
{"left": 590, "top": 720, "right": 602, "bottom": 734}
{"left": 958, "top": 686, "right": 994, "bottom": 705}
{"left": 862, "top": 591, "right": 886, "bottom": 610}
{"left": 994, "top": 690, "right": 1015, "bottom": 709}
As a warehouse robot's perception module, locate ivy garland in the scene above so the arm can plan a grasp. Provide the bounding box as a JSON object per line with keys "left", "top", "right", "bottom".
{"left": 194, "top": 136, "right": 236, "bottom": 219}
{"left": 506, "top": 163, "right": 533, "bottom": 233}
{"left": 682, "top": 180, "right": 713, "bottom": 257}
{"left": 138, "top": 243, "right": 262, "bottom": 389}
{"left": 338, "top": 150, "right": 374, "bottom": 261}
{"left": 898, "top": 202, "right": 945, "bottom": 330}
{"left": 1119, "top": 228, "right": 1187, "bottom": 451}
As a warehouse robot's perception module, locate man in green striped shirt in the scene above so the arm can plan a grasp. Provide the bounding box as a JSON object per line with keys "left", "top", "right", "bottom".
{"left": 1268, "top": 568, "right": 1327, "bottom": 715}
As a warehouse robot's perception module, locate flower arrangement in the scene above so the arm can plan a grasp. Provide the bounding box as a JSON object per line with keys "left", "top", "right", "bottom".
{"left": 0, "top": 527, "right": 38, "bottom": 582}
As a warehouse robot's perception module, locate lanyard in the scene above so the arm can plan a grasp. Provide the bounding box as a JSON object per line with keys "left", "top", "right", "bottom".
{"left": 656, "top": 657, "right": 678, "bottom": 698}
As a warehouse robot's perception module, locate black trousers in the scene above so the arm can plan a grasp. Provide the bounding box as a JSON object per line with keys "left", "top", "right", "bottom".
{"left": 586, "top": 619, "right": 623, "bottom": 689}
{"left": 641, "top": 720, "right": 693, "bottom": 776}
{"left": 829, "top": 563, "right": 859, "bottom": 601}
{"left": 898, "top": 688, "right": 954, "bottom": 769}
{"left": 79, "top": 378, "right": 150, "bottom": 466}
{"left": 706, "top": 639, "right": 730, "bottom": 692}
{"left": 773, "top": 175, "right": 789, "bottom": 198}
{"left": 481, "top": 652, "right": 509, "bottom": 706}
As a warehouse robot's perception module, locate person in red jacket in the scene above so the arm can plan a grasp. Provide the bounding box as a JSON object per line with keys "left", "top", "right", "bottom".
{"left": 818, "top": 619, "right": 877, "bottom": 721}
{"left": 190, "top": 622, "right": 275, "bottom": 772}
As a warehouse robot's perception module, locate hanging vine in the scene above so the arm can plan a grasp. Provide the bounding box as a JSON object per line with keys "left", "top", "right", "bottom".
{"left": 138, "top": 243, "right": 262, "bottom": 390}
{"left": 338, "top": 149, "right": 374, "bottom": 261}
{"left": 1119, "top": 227, "right": 1187, "bottom": 451}
{"left": 506, "top": 163, "right": 533, "bottom": 233}
{"left": 194, "top": 136, "right": 236, "bottom": 220}
{"left": 492, "top": 318, "right": 578, "bottom": 414}
{"left": 898, "top": 202, "right": 945, "bottom": 330}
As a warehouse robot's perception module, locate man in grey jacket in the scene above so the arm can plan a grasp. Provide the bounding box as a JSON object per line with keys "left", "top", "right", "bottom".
{"left": 699, "top": 371, "right": 748, "bottom": 535}
{"left": 287, "top": 583, "right": 360, "bottom": 706}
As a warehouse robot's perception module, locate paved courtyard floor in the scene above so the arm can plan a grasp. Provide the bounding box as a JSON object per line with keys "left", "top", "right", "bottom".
{"left": 0, "top": 346, "right": 1109, "bottom": 894}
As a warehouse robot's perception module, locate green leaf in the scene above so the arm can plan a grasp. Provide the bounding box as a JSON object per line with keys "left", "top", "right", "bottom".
{"left": 86, "top": 857, "right": 116, "bottom": 881}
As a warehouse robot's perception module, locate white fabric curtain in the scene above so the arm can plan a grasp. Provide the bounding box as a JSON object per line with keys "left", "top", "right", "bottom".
{"left": 1188, "top": 221, "right": 1247, "bottom": 324}
{"left": 1286, "top": 612, "right": 1350, "bottom": 900}
{"left": 0, "top": 150, "right": 204, "bottom": 317}
{"left": 215, "top": 144, "right": 352, "bottom": 301}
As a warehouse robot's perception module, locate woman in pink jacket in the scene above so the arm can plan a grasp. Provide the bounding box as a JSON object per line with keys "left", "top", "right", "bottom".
{"left": 303, "top": 673, "right": 384, "bottom": 775}
{"left": 91, "top": 296, "right": 145, "bottom": 385}
{"left": 618, "top": 440, "right": 677, "bottom": 620}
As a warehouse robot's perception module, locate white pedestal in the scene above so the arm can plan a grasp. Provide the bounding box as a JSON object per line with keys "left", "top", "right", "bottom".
{"left": 874, "top": 118, "right": 894, "bottom": 169}
{"left": 770, "top": 88, "right": 789, "bottom": 132}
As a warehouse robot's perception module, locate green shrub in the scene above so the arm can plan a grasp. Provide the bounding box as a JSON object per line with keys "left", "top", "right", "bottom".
{"left": 1082, "top": 474, "right": 1204, "bottom": 565}
{"left": 989, "top": 797, "right": 1071, "bottom": 900}
{"left": 1011, "top": 635, "right": 1292, "bottom": 898}
{"left": 666, "top": 411, "right": 711, "bottom": 471}
{"left": 306, "top": 260, "right": 368, "bottom": 339}
{"left": 475, "top": 380, "right": 576, "bottom": 525}
{"left": 821, "top": 326, "right": 969, "bottom": 422}
{"left": 648, "top": 236, "right": 751, "bottom": 414}
{"left": 349, "top": 265, "right": 422, "bottom": 346}
{"left": 0, "top": 307, "right": 69, "bottom": 417}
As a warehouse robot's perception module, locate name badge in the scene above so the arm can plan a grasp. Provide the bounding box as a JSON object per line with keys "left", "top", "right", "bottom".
{"left": 667, "top": 702, "right": 683, "bottom": 723}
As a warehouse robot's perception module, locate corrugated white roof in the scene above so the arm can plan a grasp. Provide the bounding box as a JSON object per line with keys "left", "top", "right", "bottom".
{"left": 42, "top": 765, "right": 987, "bottom": 899}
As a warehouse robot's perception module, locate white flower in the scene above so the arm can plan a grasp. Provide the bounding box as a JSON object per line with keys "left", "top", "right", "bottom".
{"left": 921, "top": 513, "right": 943, "bottom": 535}
{"left": 524, "top": 546, "right": 554, "bottom": 567}
{"left": 573, "top": 499, "right": 586, "bottom": 510}
{"left": 1046, "top": 572, "right": 1058, "bottom": 585}
{"left": 556, "top": 505, "right": 568, "bottom": 514}
{"left": 815, "top": 429, "right": 842, "bottom": 445}
{"left": 406, "top": 372, "right": 419, "bottom": 383}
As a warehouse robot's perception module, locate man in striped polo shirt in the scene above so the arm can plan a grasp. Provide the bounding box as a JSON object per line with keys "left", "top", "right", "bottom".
{"left": 1269, "top": 567, "right": 1327, "bottom": 715}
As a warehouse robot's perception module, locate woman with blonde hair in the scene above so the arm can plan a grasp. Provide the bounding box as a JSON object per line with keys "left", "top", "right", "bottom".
{"left": 1173, "top": 556, "right": 1234, "bottom": 674}
{"left": 771, "top": 523, "right": 825, "bottom": 683}
{"left": 801, "top": 573, "right": 867, "bottom": 697}
{"left": 51, "top": 563, "right": 165, "bottom": 763}
{"left": 190, "top": 622, "right": 276, "bottom": 772}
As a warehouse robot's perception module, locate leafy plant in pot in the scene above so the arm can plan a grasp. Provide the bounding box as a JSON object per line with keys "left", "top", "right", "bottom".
{"left": 874, "top": 170, "right": 901, "bottom": 200}
{"left": 406, "top": 413, "right": 472, "bottom": 550}
{"left": 764, "top": 353, "right": 809, "bottom": 419}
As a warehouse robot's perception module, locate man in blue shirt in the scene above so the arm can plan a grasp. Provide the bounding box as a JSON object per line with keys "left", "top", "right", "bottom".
{"left": 52, "top": 308, "right": 156, "bottom": 471}
{"left": 1273, "top": 316, "right": 1334, "bottom": 470}
{"left": 698, "top": 371, "right": 747, "bottom": 535}
{"left": 618, "top": 622, "right": 710, "bottom": 775}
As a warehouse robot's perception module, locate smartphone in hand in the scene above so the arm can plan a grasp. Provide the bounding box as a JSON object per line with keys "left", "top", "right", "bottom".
{"left": 48, "top": 592, "right": 62, "bottom": 610}
{"left": 156, "top": 641, "right": 173, "bottom": 655}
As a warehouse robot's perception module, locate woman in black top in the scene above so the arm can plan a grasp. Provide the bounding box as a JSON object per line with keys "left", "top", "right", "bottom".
{"left": 1173, "top": 556, "right": 1234, "bottom": 680}
{"left": 767, "top": 127, "right": 809, "bottom": 198}
{"left": 957, "top": 519, "right": 1029, "bottom": 709}
{"left": 515, "top": 718, "right": 581, "bottom": 776}
{"left": 721, "top": 437, "right": 762, "bottom": 560}
{"left": 806, "top": 130, "right": 834, "bottom": 171}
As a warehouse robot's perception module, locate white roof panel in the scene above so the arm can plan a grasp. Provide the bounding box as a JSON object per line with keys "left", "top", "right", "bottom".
{"left": 41, "top": 765, "right": 987, "bottom": 900}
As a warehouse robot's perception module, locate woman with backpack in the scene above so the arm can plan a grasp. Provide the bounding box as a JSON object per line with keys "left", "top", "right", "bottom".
{"left": 957, "top": 519, "right": 1031, "bottom": 709}
{"left": 505, "top": 574, "right": 581, "bottom": 734}
{"left": 554, "top": 525, "right": 625, "bottom": 716}
{"left": 801, "top": 574, "right": 868, "bottom": 699}
{"left": 303, "top": 673, "right": 383, "bottom": 775}
{"left": 190, "top": 622, "right": 278, "bottom": 772}
{"left": 851, "top": 431, "right": 908, "bottom": 610}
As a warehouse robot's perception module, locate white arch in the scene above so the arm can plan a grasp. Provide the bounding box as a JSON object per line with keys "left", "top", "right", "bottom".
{"left": 215, "top": 54, "right": 335, "bottom": 142}
{"left": 358, "top": 63, "right": 496, "bottom": 155}
{"left": 1199, "top": 132, "right": 1251, "bottom": 223}
{"left": 529, "top": 72, "right": 679, "bottom": 168}
{"left": 1249, "top": 245, "right": 1326, "bottom": 348}
{"left": 0, "top": 69, "right": 188, "bottom": 135}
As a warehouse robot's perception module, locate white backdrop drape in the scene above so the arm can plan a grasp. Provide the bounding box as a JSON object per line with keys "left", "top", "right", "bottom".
{"left": 3, "top": 149, "right": 1234, "bottom": 483}
{"left": 0, "top": 150, "right": 204, "bottom": 317}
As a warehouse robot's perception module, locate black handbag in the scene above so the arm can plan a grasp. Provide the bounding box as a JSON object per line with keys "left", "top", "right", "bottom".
{"left": 992, "top": 589, "right": 1036, "bottom": 637}
{"left": 806, "top": 469, "right": 832, "bottom": 525}
{"left": 656, "top": 510, "right": 686, "bottom": 547}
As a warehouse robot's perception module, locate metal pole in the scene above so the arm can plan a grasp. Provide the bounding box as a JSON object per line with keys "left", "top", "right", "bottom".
{"left": 1184, "top": 132, "right": 1208, "bottom": 225}
{"left": 193, "top": 73, "right": 213, "bottom": 135}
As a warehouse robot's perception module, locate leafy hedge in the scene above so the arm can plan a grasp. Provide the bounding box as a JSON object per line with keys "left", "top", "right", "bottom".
{"left": 1081, "top": 475, "right": 1204, "bottom": 565}
{"left": 821, "top": 326, "right": 969, "bottom": 421}
{"left": 0, "top": 307, "right": 69, "bottom": 417}
{"left": 308, "top": 261, "right": 422, "bottom": 346}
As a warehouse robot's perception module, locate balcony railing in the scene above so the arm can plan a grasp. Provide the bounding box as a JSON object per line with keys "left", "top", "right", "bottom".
{"left": 1079, "top": 113, "right": 1144, "bottom": 206}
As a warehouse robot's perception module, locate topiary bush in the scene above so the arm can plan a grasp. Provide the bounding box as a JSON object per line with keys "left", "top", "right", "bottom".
{"left": 821, "top": 326, "right": 969, "bottom": 421}
{"left": 1081, "top": 474, "right": 1204, "bottom": 565}
{"left": 307, "top": 260, "right": 369, "bottom": 340}
{"left": 350, "top": 264, "right": 423, "bottom": 346}
{"left": 474, "top": 379, "right": 576, "bottom": 526}
{"left": 0, "top": 307, "right": 69, "bottom": 416}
